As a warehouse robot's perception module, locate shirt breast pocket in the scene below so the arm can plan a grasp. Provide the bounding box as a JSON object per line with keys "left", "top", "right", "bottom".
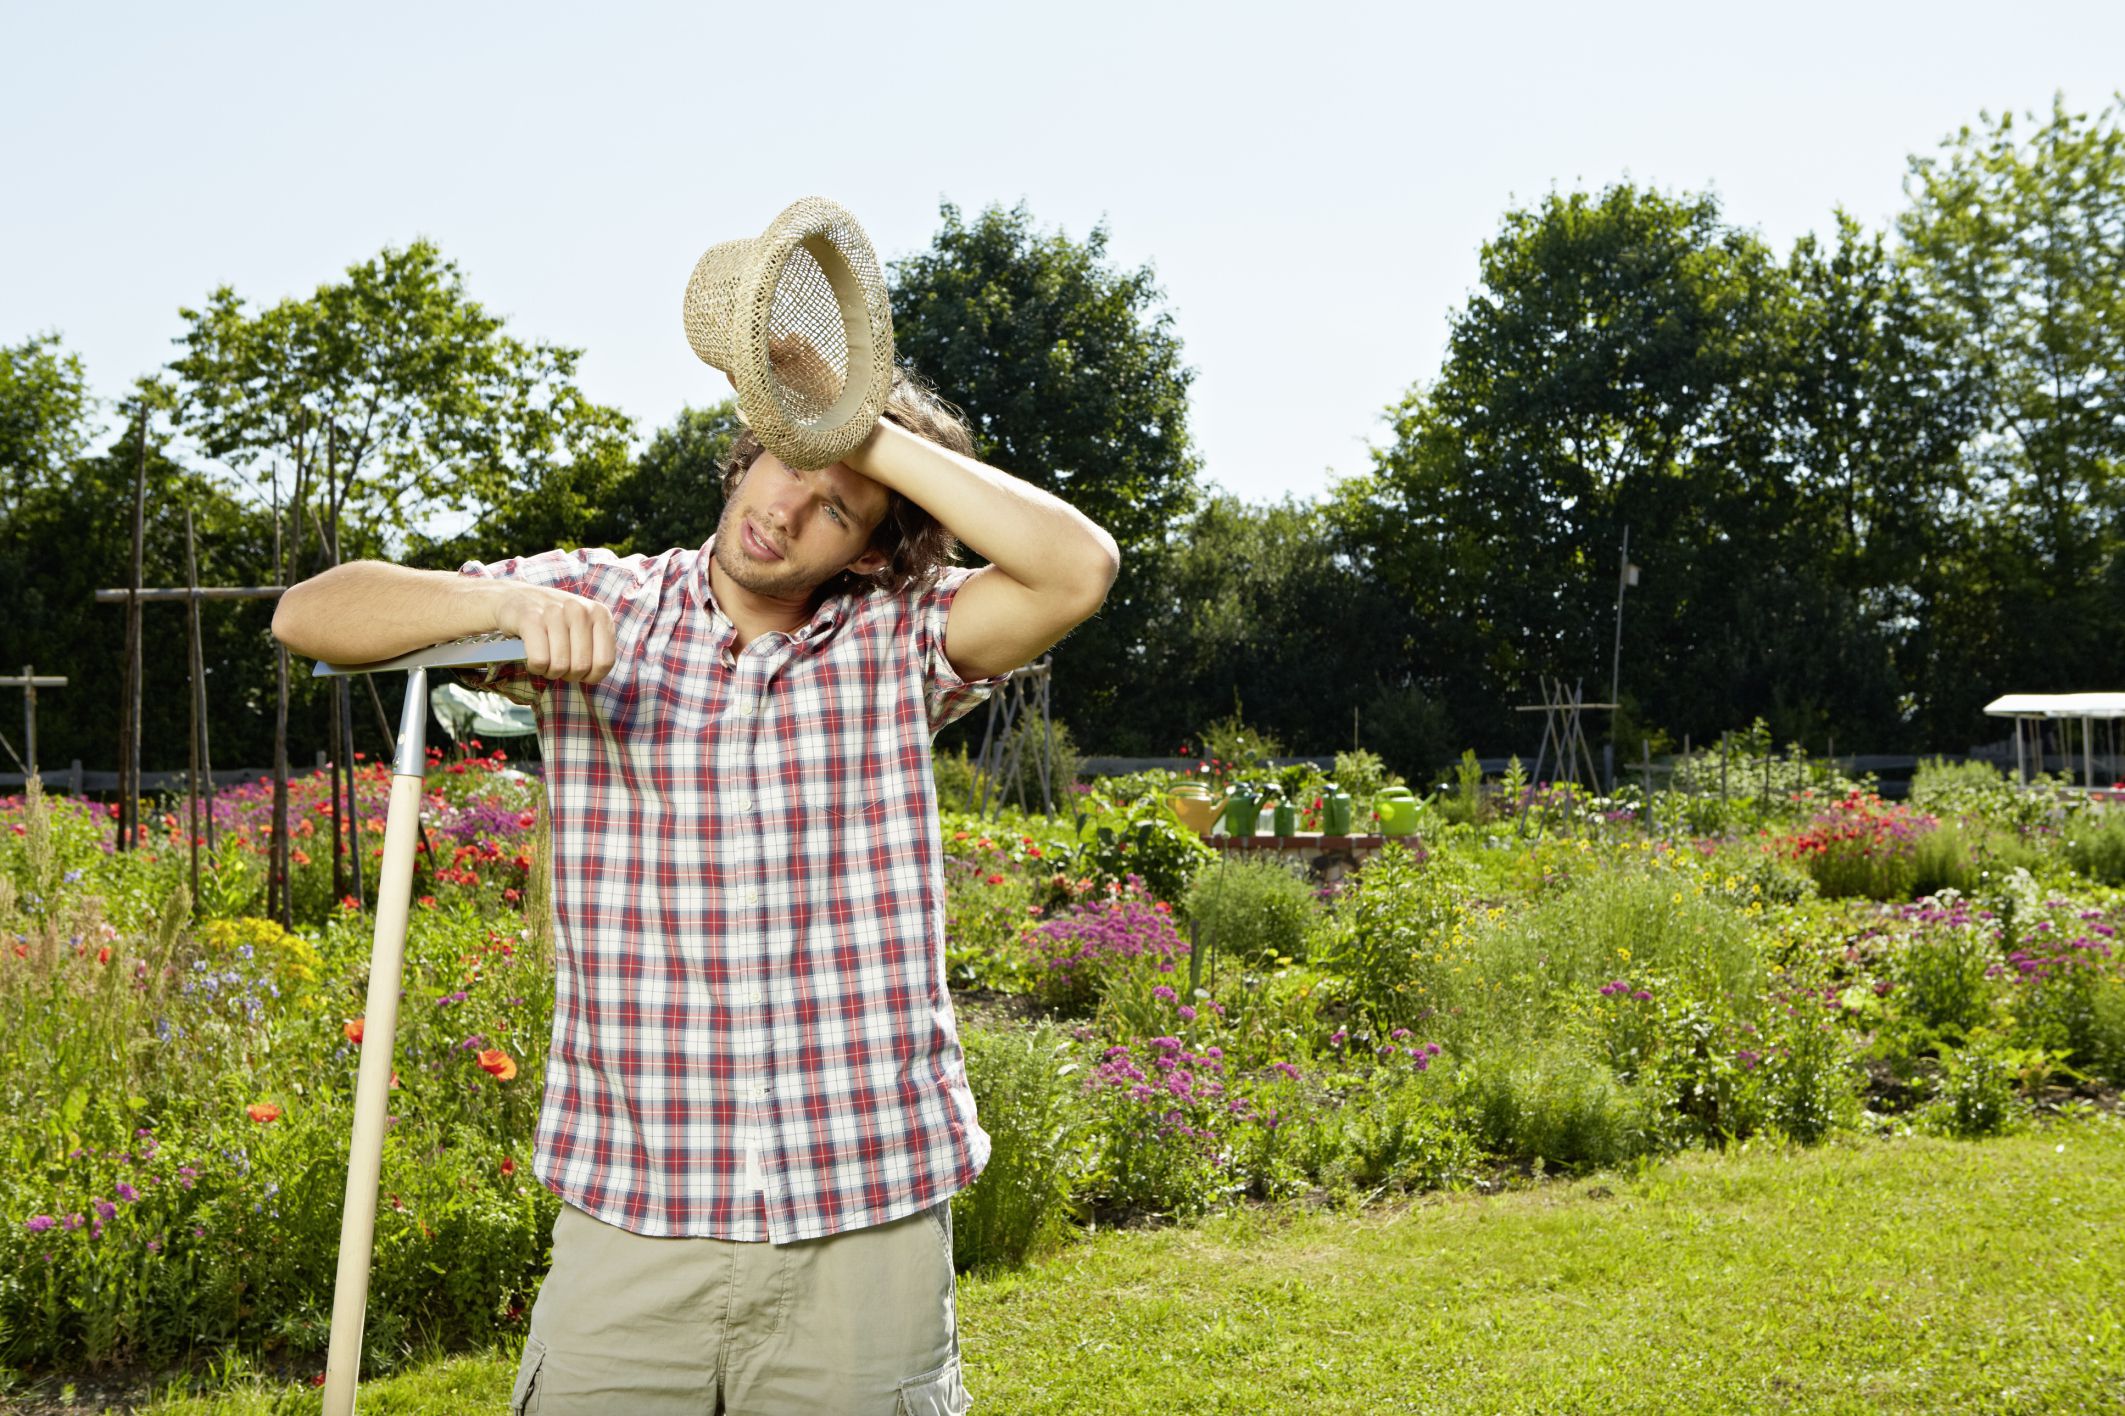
{"left": 802, "top": 783, "right": 891, "bottom": 823}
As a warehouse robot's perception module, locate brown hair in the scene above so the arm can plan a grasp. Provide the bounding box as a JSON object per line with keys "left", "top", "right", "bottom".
{"left": 721, "top": 366, "right": 971, "bottom": 597}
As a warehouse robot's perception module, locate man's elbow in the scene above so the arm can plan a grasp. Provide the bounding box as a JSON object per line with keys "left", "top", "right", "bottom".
{"left": 270, "top": 581, "right": 310, "bottom": 653}
{"left": 1067, "top": 529, "right": 1121, "bottom": 619}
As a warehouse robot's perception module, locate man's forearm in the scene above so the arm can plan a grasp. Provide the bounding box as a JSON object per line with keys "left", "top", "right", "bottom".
{"left": 848, "top": 421, "right": 1119, "bottom": 608}
{"left": 273, "top": 562, "right": 509, "bottom": 665}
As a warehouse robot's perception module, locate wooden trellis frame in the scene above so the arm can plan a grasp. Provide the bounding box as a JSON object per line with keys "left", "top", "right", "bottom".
{"left": 973, "top": 656, "right": 1057, "bottom": 817}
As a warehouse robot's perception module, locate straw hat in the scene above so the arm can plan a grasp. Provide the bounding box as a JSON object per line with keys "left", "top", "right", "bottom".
{"left": 682, "top": 197, "right": 895, "bottom": 471}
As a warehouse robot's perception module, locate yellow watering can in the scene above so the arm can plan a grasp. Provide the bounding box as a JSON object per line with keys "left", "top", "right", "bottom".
{"left": 1166, "top": 781, "right": 1228, "bottom": 835}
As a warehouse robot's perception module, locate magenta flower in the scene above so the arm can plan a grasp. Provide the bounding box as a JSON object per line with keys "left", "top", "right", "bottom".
{"left": 115, "top": 1182, "right": 140, "bottom": 1204}
{"left": 24, "top": 1215, "right": 55, "bottom": 1233}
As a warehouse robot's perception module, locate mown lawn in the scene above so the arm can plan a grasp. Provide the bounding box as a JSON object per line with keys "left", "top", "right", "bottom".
{"left": 85, "top": 1114, "right": 2123, "bottom": 1415}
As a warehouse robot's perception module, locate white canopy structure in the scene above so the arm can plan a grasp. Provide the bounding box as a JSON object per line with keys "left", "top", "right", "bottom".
{"left": 1982, "top": 692, "right": 2125, "bottom": 787}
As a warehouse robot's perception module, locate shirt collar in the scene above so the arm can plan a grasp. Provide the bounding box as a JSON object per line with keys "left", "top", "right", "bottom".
{"left": 692, "top": 535, "right": 851, "bottom": 652}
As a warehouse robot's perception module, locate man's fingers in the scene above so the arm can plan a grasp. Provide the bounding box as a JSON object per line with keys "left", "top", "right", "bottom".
{"left": 500, "top": 585, "right": 613, "bottom": 684}
{"left": 590, "top": 612, "right": 618, "bottom": 684}
{"left": 519, "top": 618, "right": 555, "bottom": 679}
{"left": 566, "top": 609, "right": 594, "bottom": 681}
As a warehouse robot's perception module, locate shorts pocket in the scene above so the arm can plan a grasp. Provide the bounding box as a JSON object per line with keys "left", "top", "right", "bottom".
{"left": 923, "top": 1200, "right": 955, "bottom": 1269}
{"left": 510, "top": 1335, "right": 548, "bottom": 1415}
{"left": 896, "top": 1354, "right": 971, "bottom": 1415}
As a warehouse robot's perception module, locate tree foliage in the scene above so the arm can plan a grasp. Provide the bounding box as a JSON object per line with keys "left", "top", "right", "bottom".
{"left": 1899, "top": 95, "right": 2125, "bottom": 733}
{"left": 0, "top": 334, "right": 95, "bottom": 517}
{"left": 170, "top": 240, "right": 632, "bottom": 573}
{"left": 890, "top": 203, "right": 1200, "bottom": 749}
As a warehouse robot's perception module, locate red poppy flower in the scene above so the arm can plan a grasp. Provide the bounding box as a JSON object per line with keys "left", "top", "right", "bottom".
{"left": 477, "top": 1049, "right": 519, "bottom": 1081}
{"left": 344, "top": 1018, "right": 365, "bottom": 1046}
{"left": 245, "top": 1103, "right": 282, "bottom": 1124}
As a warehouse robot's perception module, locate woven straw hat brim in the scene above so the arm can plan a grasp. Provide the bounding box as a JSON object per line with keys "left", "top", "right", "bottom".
{"left": 682, "top": 197, "right": 895, "bottom": 471}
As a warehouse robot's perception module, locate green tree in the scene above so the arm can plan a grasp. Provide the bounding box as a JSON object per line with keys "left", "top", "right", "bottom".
{"left": 170, "top": 240, "right": 633, "bottom": 574}
{"left": 1137, "top": 493, "right": 1421, "bottom": 763}
{"left": 889, "top": 203, "right": 1200, "bottom": 749}
{"left": 0, "top": 333, "right": 95, "bottom": 517}
{"left": 1899, "top": 95, "right": 2125, "bottom": 736}
{"left": 600, "top": 401, "right": 741, "bottom": 557}
{"left": 1350, "top": 185, "right": 1800, "bottom": 750}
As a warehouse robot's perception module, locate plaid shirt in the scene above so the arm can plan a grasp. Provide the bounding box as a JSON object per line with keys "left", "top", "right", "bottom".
{"left": 459, "top": 539, "right": 1002, "bottom": 1243}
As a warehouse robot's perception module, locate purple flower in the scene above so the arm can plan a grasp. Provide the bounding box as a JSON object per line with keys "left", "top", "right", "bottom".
{"left": 23, "top": 1215, "right": 55, "bottom": 1234}
{"left": 115, "top": 1182, "right": 139, "bottom": 1204}
{"left": 92, "top": 1198, "right": 116, "bottom": 1222}
{"left": 1630, "top": 989, "right": 1652, "bottom": 1003}
{"left": 1328, "top": 1029, "right": 1348, "bottom": 1048}
{"left": 62, "top": 1213, "right": 84, "bottom": 1232}
{"left": 1390, "top": 1028, "right": 1412, "bottom": 1041}
{"left": 1177, "top": 1005, "right": 1198, "bottom": 1023}
{"left": 437, "top": 990, "right": 469, "bottom": 1007}
{"left": 1152, "top": 985, "right": 1177, "bottom": 1003}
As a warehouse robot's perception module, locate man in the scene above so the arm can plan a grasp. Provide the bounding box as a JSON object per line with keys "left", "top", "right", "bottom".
{"left": 272, "top": 370, "right": 1119, "bottom": 1414}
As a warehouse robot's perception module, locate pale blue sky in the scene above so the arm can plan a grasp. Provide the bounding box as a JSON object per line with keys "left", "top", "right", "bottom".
{"left": 5, "top": 1, "right": 2121, "bottom": 506}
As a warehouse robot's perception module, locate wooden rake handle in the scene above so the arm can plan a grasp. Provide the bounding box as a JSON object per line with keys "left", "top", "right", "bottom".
{"left": 321, "top": 664, "right": 428, "bottom": 1416}
{"left": 309, "top": 637, "right": 525, "bottom": 1414}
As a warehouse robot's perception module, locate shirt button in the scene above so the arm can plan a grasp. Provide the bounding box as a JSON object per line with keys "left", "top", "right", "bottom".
{"left": 749, "top": 989, "right": 765, "bottom": 1004}
{"left": 754, "top": 1083, "right": 771, "bottom": 1099}
{"left": 736, "top": 796, "right": 754, "bottom": 812}
{"left": 746, "top": 888, "right": 761, "bottom": 905}
{"left": 740, "top": 702, "right": 757, "bottom": 717}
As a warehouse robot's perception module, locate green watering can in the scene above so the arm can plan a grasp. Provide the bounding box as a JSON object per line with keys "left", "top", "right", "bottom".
{"left": 1376, "top": 786, "right": 1421, "bottom": 836}
{"left": 1272, "top": 801, "right": 1298, "bottom": 836}
{"left": 1223, "top": 788, "right": 1265, "bottom": 836}
{"left": 1321, "top": 790, "right": 1354, "bottom": 836}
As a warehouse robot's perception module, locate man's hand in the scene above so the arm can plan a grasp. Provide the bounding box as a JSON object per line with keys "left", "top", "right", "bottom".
{"left": 495, "top": 583, "right": 617, "bottom": 685}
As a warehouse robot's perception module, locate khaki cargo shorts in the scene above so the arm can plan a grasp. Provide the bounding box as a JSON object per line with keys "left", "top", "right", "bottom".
{"left": 509, "top": 1199, "right": 970, "bottom": 1415}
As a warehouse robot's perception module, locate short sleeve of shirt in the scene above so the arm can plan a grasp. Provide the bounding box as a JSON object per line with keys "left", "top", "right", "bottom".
{"left": 914, "top": 565, "right": 1013, "bottom": 734}
{"left": 457, "top": 547, "right": 631, "bottom": 703}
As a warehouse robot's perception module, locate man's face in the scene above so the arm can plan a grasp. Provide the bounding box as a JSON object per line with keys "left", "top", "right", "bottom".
{"left": 712, "top": 451, "right": 892, "bottom": 600}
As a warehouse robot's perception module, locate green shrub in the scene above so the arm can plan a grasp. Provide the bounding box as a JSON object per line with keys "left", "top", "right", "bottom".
{"left": 1068, "top": 795, "right": 1217, "bottom": 907}
{"left": 1456, "top": 1043, "right": 1657, "bottom": 1173}
{"left": 932, "top": 744, "right": 982, "bottom": 814}
{"left": 1080, "top": 1035, "right": 1233, "bottom": 1220}
{"left": 1313, "top": 845, "right": 1469, "bottom": 1031}
{"left": 1334, "top": 1070, "right": 1479, "bottom": 1193}
{"left": 983, "top": 714, "right": 1083, "bottom": 814}
{"left": 2064, "top": 809, "right": 2125, "bottom": 886}
{"left": 1446, "top": 860, "right": 1765, "bottom": 1055}
{"left": 1183, "top": 857, "right": 1320, "bottom": 966}
{"left": 1894, "top": 921, "right": 1997, "bottom": 1040}
{"left": 952, "top": 1027, "right": 1083, "bottom": 1273}
{"left": 1332, "top": 747, "right": 1401, "bottom": 802}
{"left": 1024, "top": 896, "right": 1188, "bottom": 1016}
{"left": 1755, "top": 1001, "right": 1863, "bottom": 1144}
{"left": 1911, "top": 757, "right": 2076, "bottom": 835}
{"left": 1910, "top": 823, "right": 1976, "bottom": 898}
{"left": 1931, "top": 1037, "right": 2020, "bottom": 1138}
{"left": 1195, "top": 710, "right": 1284, "bottom": 785}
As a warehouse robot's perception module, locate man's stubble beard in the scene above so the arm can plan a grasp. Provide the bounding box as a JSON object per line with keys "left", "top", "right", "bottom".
{"left": 712, "top": 499, "right": 820, "bottom": 599}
